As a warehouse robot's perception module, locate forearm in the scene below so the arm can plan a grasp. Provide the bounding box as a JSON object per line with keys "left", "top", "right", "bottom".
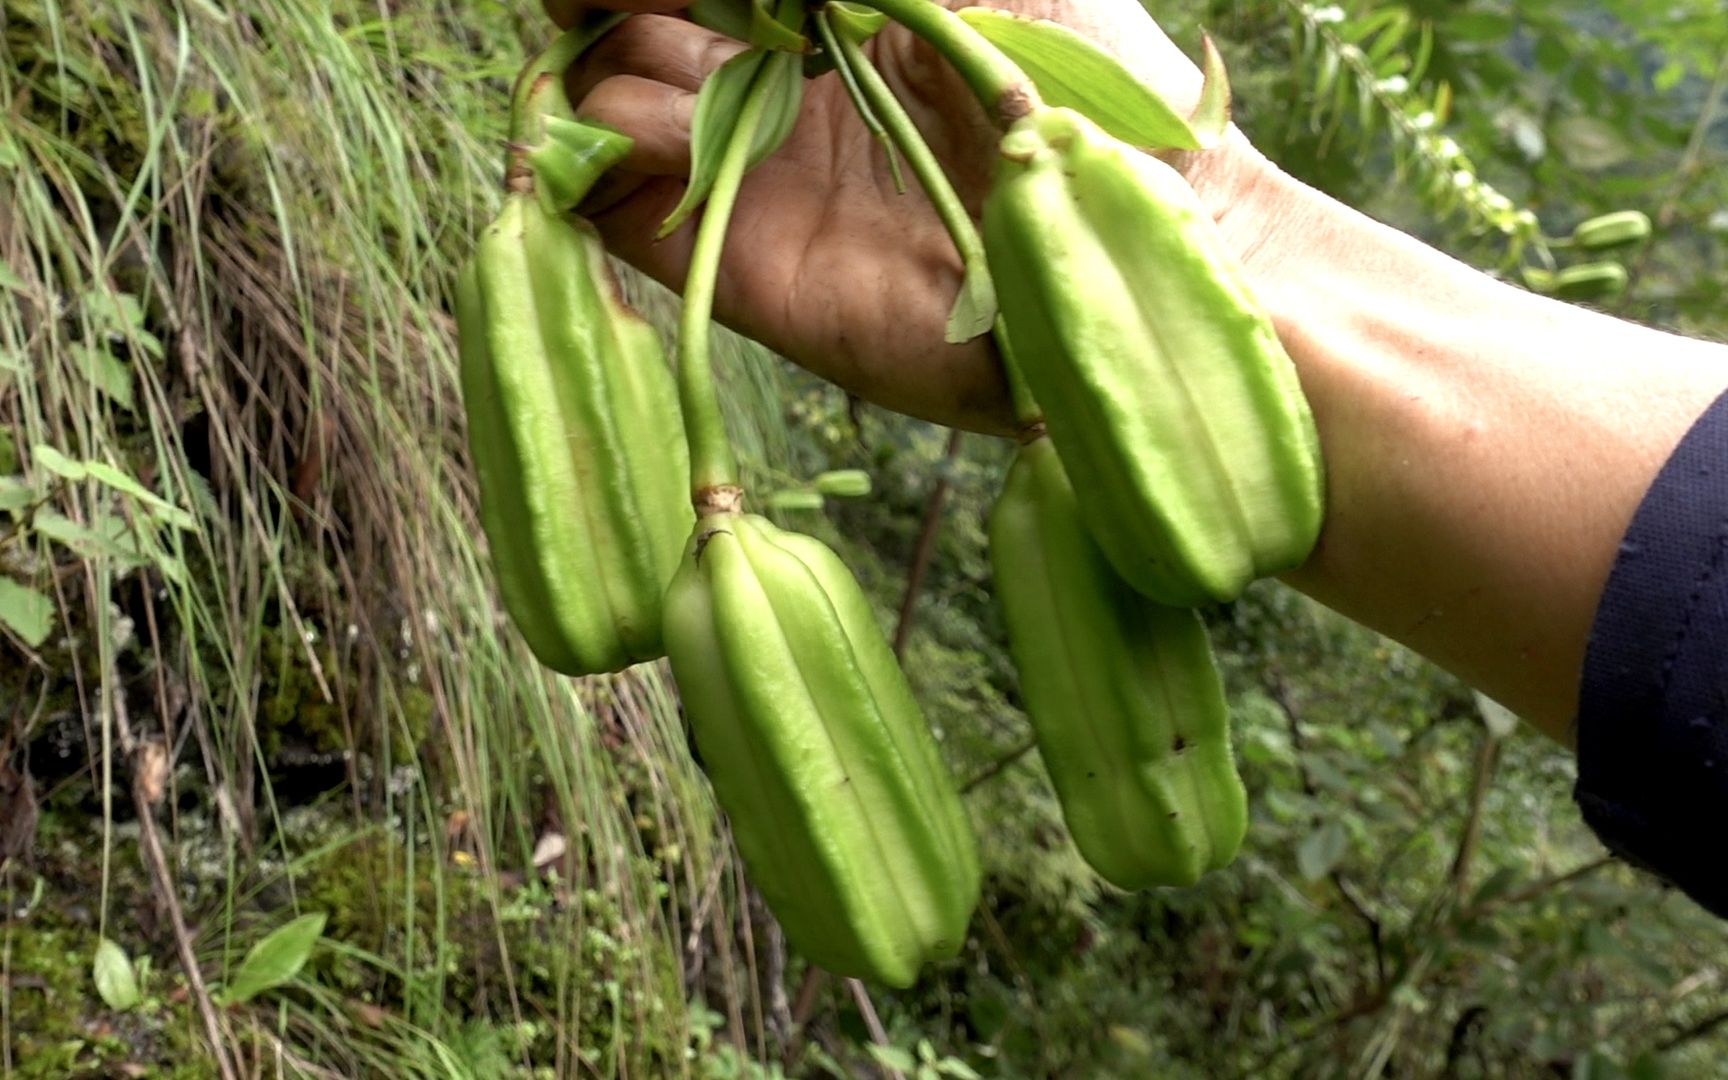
{"left": 1214, "top": 158, "right": 1728, "bottom": 741}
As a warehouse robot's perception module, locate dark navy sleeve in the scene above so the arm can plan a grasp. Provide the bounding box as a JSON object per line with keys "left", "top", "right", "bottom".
{"left": 1574, "top": 387, "right": 1728, "bottom": 918}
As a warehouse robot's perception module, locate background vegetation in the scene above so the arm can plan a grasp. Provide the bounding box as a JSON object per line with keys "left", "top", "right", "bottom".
{"left": 1, "top": 0, "right": 1724, "bottom": 1076}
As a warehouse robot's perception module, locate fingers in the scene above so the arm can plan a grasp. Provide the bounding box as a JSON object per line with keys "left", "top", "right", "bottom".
{"left": 566, "top": 13, "right": 744, "bottom": 101}
{"left": 544, "top": 0, "right": 689, "bottom": 27}
{"left": 563, "top": 15, "right": 745, "bottom": 176}
{"left": 578, "top": 76, "right": 697, "bottom": 175}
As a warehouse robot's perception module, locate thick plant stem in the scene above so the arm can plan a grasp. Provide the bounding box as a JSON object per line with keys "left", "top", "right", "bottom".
{"left": 843, "top": 0, "right": 1041, "bottom": 126}
{"left": 834, "top": 22, "right": 1041, "bottom": 425}
{"left": 679, "top": 56, "right": 785, "bottom": 494}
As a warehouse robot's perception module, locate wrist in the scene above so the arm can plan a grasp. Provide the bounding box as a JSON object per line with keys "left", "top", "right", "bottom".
{"left": 1165, "top": 129, "right": 1313, "bottom": 311}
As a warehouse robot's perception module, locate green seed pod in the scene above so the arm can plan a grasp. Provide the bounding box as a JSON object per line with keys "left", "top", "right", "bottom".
{"left": 981, "top": 106, "right": 1324, "bottom": 606}
{"left": 1569, "top": 210, "right": 1651, "bottom": 252}
{"left": 457, "top": 194, "right": 693, "bottom": 675}
{"left": 663, "top": 510, "right": 980, "bottom": 986}
{"left": 988, "top": 434, "right": 1247, "bottom": 888}
{"left": 813, "top": 469, "right": 873, "bottom": 498}
{"left": 1551, "top": 260, "right": 1630, "bottom": 301}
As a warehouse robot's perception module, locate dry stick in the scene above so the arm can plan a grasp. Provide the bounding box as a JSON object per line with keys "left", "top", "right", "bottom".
{"left": 893, "top": 428, "right": 966, "bottom": 656}
{"left": 848, "top": 978, "right": 908, "bottom": 1080}
{"left": 101, "top": 637, "right": 238, "bottom": 1080}
{"left": 1463, "top": 855, "right": 1613, "bottom": 919}
{"left": 1448, "top": 729, "right": 1503, "bottom": 900}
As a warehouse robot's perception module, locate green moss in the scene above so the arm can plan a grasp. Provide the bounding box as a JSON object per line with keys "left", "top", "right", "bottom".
{"left": 1, "top": 893, "right": 209, "bottom": 1079}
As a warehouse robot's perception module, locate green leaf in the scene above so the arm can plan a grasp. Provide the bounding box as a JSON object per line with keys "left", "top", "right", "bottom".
{"left": 30, "top": 444, "right": 88, "bottom": 482}
{"left": 944, "top": 262, "right": 996, "bottom": 343}
{"left": 867, "top": 1045, "right": 917, "bottom": 1072}
{"left": 657, "top": 50, "right": 802, "bottom": 238}
{"left": 826, "top": 1, "right": 886, "bottom": 41}
{"left": 30, "top": 509, "right": 100, "bottom": 548}
{"left": 749, "top": 51, "right": 803, "bottom": 167}
{"left": 0, "top": 577, "right": 54, "bottom": 648}
{"left": 0, "top": 260, "right": 26, "bottom": 292}
{"left": 31, "top": 509, "right": 138, "bottom": 562}
{"left": 1296, "top": 822, "right": 1348, "bottom": 880}
{"left": 1187, "top": 36, "right": 1231, "bottom": 149}
{"left": 93, "top": 939, "right": 142, "bottom": 1011}
{"left": 1653, "top": 58, "right": 1687, "bottom": 93}
{"left": 85, "top": 460, "right": 196, "bottom": 530}
{"left": 85, "top": 290, "right": 163, "bottom": 359}
{"left": 221, "top": 912, "right": 326, "bottom": 1005}
{"left": 657, "top": 50, "right": 767, "bottom": 238}
{"left": 0, "top": 476, "right": 32, "bottom": 513}
{"left": 70, "top": 343, "right": 135, "bottom": 411}
{"left": 746, "top": 0, "right": 807, "bottom": 51}
{"left": 956, "top": 8, "right": 1205, "bottom": 150}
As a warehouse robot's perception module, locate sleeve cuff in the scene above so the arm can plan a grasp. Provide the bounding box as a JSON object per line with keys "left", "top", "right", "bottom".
{"left": 1574, "top": 386, "right": 1728, "bottom": 917}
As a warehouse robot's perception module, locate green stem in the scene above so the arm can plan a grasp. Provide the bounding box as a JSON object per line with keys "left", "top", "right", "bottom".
{"left": 507, "top": 15, "right": 627, "bottom": 144}
{"left": 834, "top": 19, "right": 1040, "bottom": 425}
{"left": 814, "top": 10, "right": 906, "bottom": 194}
{"left": 680, "top": 55, "right": 787, "bottom": 495}
{"left": 841, "top": 0, "right": 1041, "bottom": 127}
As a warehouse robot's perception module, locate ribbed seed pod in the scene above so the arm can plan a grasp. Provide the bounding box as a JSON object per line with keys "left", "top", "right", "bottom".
{"left": 457, "top": 194, "right": 693, "bottom": 675}
{"left": 981, "top": 106, "right": 1324, "bottom": 606}
{"left": 664, "top": 511, "right": 980, "bottom": 986}
{"left": 988, "top": 435, "right": 1247, "bottom": 889}
{"left": 1569, "top": 210, "right": 1651, "bottom": 252}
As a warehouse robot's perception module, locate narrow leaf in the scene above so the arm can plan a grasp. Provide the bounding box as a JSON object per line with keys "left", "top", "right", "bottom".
{"left": 0, "top": 260, "right": 26, "bottom": 292}
{"left": 746, "top": 51, "right": 804, "bottom": 169}
{"left": 956, "top": 8, "right": 1201, "bottom": 150}
{"left": 944, "top": 263, "right": 996, "bottom": 343}
{"left": 0, "top": 577, "right": 54, "bottom": 648}
{"left": 30, "top": 444, "right": 89, "bottom": 481}
{"left": 1187, "top": 35, "right": 1232, "bottom": 149}
{"left": 746, "top": 0, "right": 808, "bottom": 51}
{"left": 827, "top": 1, "right": 887, "bottom": 40}
{"left": 93, "top": 939, "right": 142, "bottom": 1010}
{"left": 657, "top": 50, "right": 767, "bottom": 238}
{"left": 222, "top": 912, "right": 326, "bottom": 1005}
{"left": 84, "top": 461, "right": 196, "bottom": 529}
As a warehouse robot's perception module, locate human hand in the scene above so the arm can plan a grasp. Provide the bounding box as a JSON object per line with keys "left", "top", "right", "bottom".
{"left": 544, "top": 0, "right": 1276, "bottom": 433}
